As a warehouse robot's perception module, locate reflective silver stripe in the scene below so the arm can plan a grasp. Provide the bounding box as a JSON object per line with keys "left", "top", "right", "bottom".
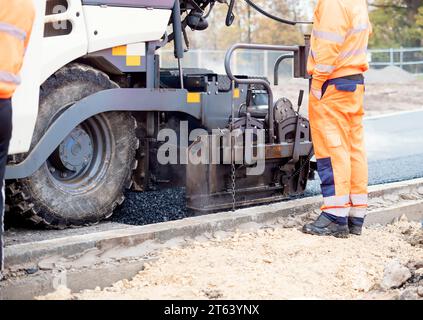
{"left": 0, "top": 22, "right": 26, "bottom": 41}
{"left": 0, "top": 71, "right": 21, "bottom": 85}
{"left": 349, "top": 207, "right": 367, "bottom": 218}
{"left": 350, "top": 194, "right": 368, "bottom": 205}
{"left": 324, "top": 207, "right": 350, "bottom": 217}
{"left": 338, "top": 48, "right": 368, "bottom": 59}
{"left": 324, "top": 195, "right": 350, "bottom": 207}
{"left": 315, "top": 64, "right": 336, "bottom": 73}
{"left": 346, "top": 23, "right": 370, "bottom": 37}
{"left": 311, "top": 88, "right": 322, "bottom": 100}
{"left": 313, "top": 29, "right": 345, "bottom": 44}
{"left": 323, "top": 195, "right": 351, "bottom": 218}
{"left": 313, "top": 23, "right": 369, "bottom": 45}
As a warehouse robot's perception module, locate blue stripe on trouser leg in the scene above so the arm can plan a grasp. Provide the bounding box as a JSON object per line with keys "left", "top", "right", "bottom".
{"left": 316, "top": 157, "right": 335, "bottom": 197}
{"left": 322, "top": 212, "right": 348, "bottom": 225}
{"left": 0, "top": 183, "right": 4, "bottom": 273}
{"left": 0, "top": 99, "right": 13, "bottom": 273}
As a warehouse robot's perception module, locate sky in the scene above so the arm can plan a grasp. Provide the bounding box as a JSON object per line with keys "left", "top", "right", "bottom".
{"left": 300, "top": 0, "right": 314, "bottom": 17}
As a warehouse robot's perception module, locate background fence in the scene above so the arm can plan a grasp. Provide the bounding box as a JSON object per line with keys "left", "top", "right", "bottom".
{"left": 368, "top": 48, "right": 423, "bottom": 74}
{"left": 159, "top": 47, "right": 423, "bottom": 81}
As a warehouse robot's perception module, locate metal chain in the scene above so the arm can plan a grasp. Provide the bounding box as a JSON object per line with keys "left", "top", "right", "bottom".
{"left": 230, "top": 80, "right": 237, "bottom": 212}
{"left": 231, "top": 162, "right": 236, "bottom": 211}
{"left": 288, "top": 147, "right": 314, "bottom": 181}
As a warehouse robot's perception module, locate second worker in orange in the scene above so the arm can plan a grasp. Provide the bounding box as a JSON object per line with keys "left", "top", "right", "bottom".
{"left": 302, "top": 0, "right": 372, "bottom": 238}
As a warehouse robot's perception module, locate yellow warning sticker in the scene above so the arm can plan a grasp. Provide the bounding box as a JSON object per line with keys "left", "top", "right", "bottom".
{"left": 187, "top": 92, "right": 201, "bottom": 103}
{"left": 112, "top": 45, "right": 127, "bottom": 56}
{"left": 126, "top": 56, "right": 141, "bottom": 66}
{"left": 233, "top": 88, "right": 240, "bottom": 99}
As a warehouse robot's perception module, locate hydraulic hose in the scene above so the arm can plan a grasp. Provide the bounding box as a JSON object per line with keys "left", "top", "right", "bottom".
{"left": 243, "top": 0, "right": 312, "bottom": 26}
{"left": 172, "top": 0, "right": 184, "bottom": 59}
{"left": 226, "top": 0, "right": 236, "bottom": 26}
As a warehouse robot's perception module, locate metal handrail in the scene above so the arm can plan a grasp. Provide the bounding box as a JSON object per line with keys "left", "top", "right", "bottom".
{"left": 274, "top": 54, "right": 294, "bottom": 86}
{"left": 224, "top": 43, "right": 299, "bottom": 143}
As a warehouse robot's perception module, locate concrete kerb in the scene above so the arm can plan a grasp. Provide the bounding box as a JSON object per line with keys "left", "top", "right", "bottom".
{"left": 4, "top": 178, "right": 423, "bottom": 268}
{"left": 0, "top": 259, "right": 152, "bottom": 300}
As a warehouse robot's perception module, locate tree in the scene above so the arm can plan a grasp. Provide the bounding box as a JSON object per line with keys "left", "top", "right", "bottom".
{"left": 369, "top": 0, "right": 423, "bottom": 47}
{"left": 251, "top": 1, "right": 306, "bottom": 45}
{"left": 187, "top": 0, "right": 308, "bottom": 50}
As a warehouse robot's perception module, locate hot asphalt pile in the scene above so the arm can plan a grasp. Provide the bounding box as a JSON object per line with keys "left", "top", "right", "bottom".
{"left": 111, "top": 188, "right": 189, "bottom": 225}
{"left": 111, "top": 187, "right": 314, "bottom": 227}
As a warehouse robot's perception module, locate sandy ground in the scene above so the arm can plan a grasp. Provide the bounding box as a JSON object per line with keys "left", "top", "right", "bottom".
{"left": 363, "top": 82, "right": 423, "bottom": 117}
{"left": 39, "top": 217, "right": 423, "bottom": 300}
{"left": 274, "top": 78, "right": 423, "bottom": 118}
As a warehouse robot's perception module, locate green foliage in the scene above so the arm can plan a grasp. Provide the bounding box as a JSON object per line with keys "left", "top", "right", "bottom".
{"left": 417, "top": 6, "right": 423, "bottom": 26}
{"left": 185, "top": 0, "right": 423, "bottom": 50}
{"left": 369, "top": 0, "right": 423, "bottom": 48}
{"left": 188, "top": 0, "right": 307, "bottom": 50}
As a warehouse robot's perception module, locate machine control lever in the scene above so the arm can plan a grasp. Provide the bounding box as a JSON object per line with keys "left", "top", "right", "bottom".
{"left": 292, "top": 90, "right": 305, "bottom": 162}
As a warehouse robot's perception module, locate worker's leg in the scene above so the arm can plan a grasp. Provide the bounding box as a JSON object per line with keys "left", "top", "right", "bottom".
{"left": 302, "top": 85, "right": 353, "bottom": 237}
{"left": 0, "top": 98, "right": 13, "bottom": 276}
{"left": 309, "top": 85, "right": 352, "bottom": 219}
{"left": 348, "top": 85, "right": 368, "bottom": 234}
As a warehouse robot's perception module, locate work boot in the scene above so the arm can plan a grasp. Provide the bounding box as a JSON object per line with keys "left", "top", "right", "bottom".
{"left": 302, "top": 212, "right": 349, "bottom": 238}
{"left": 348, "top": 217, "right": 364, "bottom": 236}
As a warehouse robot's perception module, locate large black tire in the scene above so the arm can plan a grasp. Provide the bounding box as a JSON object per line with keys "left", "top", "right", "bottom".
{"left": 7, "top": 64, "right": 138, "bottom": 228}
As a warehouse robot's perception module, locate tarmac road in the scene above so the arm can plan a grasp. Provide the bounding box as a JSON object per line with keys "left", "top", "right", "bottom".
{"left": 5, "top": 110, "right": 423, "bottom": 245}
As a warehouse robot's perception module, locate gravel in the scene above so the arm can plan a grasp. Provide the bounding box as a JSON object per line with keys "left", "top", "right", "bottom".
{"left": 399, "top": 287, "right": 419, "bottom": 300}
{"left": 381, "top": 260, "right": 412, "bottom": 290}
{"left": 110, "top": 188, "right": 189, "bottom": 226}
{"left": 365, "top": 66, "right": 417, "bottom": 84}
{"left": 38, "top": 220, "right": 423, "bottom": 300}
{"left": 110, "top": 188, "right": 318, "bottom": 227}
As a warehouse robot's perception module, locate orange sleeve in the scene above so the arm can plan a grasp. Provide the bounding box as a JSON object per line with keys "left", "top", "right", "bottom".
{"left": 311, "top": 0, "right": 350, "bottom": 91}
{"left": 24, "top": 0, "right": 35, "bottom": 49}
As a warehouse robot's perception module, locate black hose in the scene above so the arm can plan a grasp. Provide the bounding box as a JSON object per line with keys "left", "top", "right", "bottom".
{"left": 244, "top": 0, "right": 312, "bottom": 26}
{"left": 172, "top": 0, "right": 184, "bottom": 59}
{"left": 226, "top": 0, "right": 236, "bottom": 26}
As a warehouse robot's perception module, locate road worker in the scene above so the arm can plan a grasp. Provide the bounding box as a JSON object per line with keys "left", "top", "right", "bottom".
{"left": 0, "top": 0, "right": 35, "bottom": 278}
{"left": 302, "top": 0, "right": 372, "bottom": 238}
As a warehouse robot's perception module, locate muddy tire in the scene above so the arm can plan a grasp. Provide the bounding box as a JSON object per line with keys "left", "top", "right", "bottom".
{"left": 7, "top": 64, "right": 138, "bottom": 228}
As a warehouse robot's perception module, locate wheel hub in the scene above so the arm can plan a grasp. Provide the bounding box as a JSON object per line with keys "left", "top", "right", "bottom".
{"left": 59, "top": 127, "right": 93, "bottom": 172}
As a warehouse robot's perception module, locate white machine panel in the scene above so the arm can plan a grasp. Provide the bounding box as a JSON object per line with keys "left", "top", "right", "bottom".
{"left": 83, "top": 6, "right": 171, "bottom": 53}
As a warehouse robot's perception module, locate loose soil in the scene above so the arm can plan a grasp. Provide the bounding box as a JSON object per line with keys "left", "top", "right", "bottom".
{"left": 38, "top": 217, "right": 423, "bottom": 300}
{"left": 275, "top": 78, "right": 423, "bottom": 118}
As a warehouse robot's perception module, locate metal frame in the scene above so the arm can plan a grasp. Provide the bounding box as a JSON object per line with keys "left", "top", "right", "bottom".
{"left": 5, "top": 81, "right": 248, "bottom": 180}
{"left": 82, "top": 0, "right": 175, "bottom": 9}
{"left": 274, "top": 54, "right": 294, "bottom": 86}
{"left": 225, "top": 43, "right": 300, "bottom": 144}
{"left": 5, "top": 88, "right": 200, "bottom": 179}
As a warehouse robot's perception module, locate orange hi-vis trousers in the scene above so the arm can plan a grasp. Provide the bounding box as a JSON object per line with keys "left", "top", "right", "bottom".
{"left": 309, "top": 76, "right": 368, "bottom": 218}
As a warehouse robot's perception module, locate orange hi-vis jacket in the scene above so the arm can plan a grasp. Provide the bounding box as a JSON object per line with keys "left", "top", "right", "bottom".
{"left": 307, "top": 0, "right": 372, "bottom": 93}
{"left": 0, "top": 0, "right": 35, "bottom": 99}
